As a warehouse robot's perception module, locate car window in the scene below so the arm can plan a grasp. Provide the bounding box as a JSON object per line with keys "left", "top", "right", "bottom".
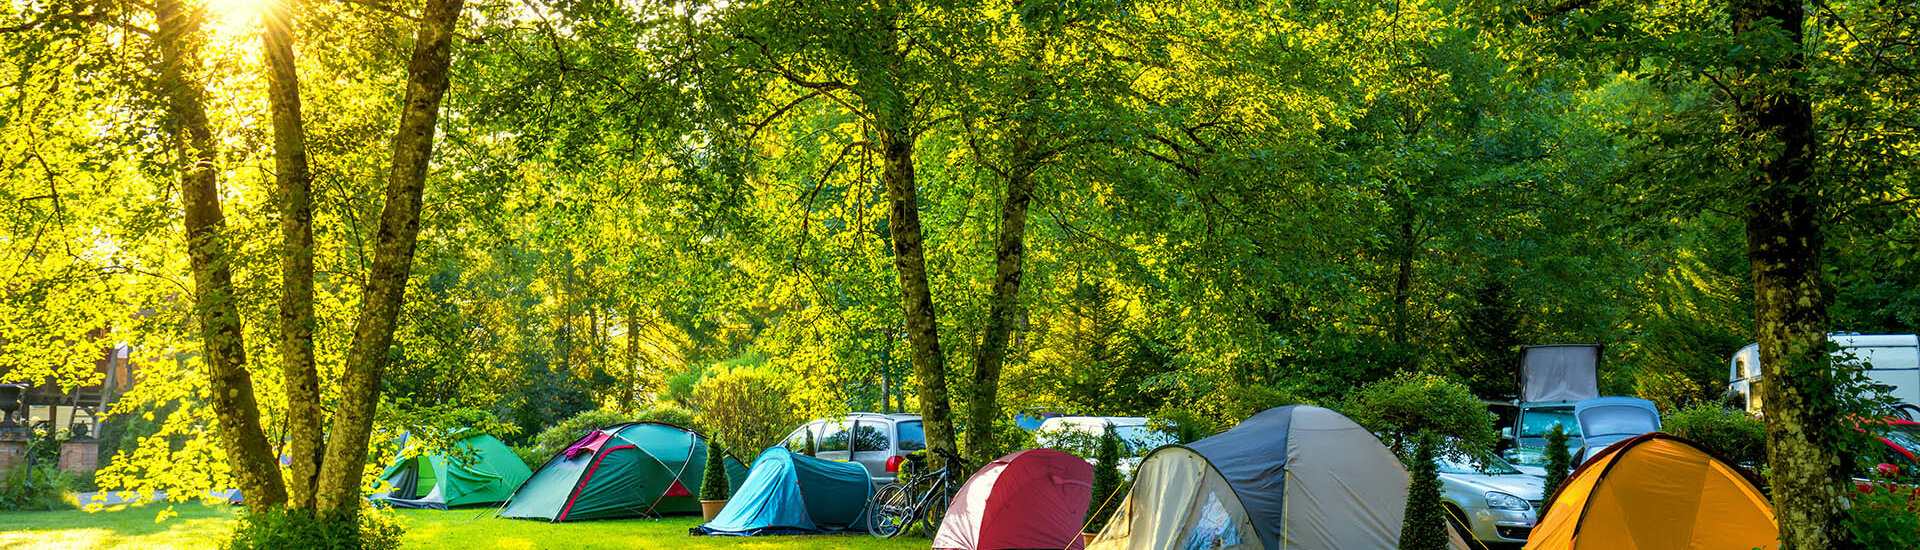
{"left": 1580, "top": 406, "right": 1659, "bottom": 436}
{"left": 819, "top": 420, "right": 852, "bottom": 452}
{"left": 1436, "top": 453, "right": 1523, "bottom": 475}
{"left": 1519, "top": 410, "right": 1581, "bottom": 438}
{"left": 783, "top": 424, "right": 816, "bottom": 454}
{"left": 1114, "top": 425, "right": 1175, "bottom": 454}
{"left": 1886, "top": 425, "right": 1920, "bottom": 460}
{"left": 896, "top": 421, "right": 926, "bottom": 451}
{"left": 853, "top": 422, "right": 890, "bottom": 452}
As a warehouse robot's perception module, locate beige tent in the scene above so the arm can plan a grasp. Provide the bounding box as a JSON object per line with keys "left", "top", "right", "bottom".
{"left": 1088, "top": 406, "right": 1468, "bottom": 550}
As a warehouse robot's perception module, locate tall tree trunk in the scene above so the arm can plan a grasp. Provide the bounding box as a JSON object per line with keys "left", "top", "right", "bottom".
{"left": 856, "top": 5, "right": 958, "bottom": 468}
{"left": 964, "top": 135, "right": 1036, "bottom": 462}
{"left": 626, "top": 304, "right": 641, "bottom": 412}
{"left": 1389, "top": 186, "right": 1415, "bottom": 350}
{"left": 151, "top": 0, "right": 289, "bottom": 509}
{"left": 315, "top": 0, "right": 463, "bottom": 512}
{"left": 1733, "top": 0, "right": 1848, "bottom": 548}
{"left": 263, "top": 0, "right": 322, "bottom": 511}
{"left": 877, "top": 119, "right": 958, "bottom": 465}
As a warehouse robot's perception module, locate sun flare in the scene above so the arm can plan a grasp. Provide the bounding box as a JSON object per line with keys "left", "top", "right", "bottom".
{"left": 203, "top": 0, "right": 267, "bottom": 38}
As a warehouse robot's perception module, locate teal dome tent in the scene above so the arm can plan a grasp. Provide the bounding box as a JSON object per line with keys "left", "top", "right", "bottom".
{"left": 693, "top": 447, "right": 874, "bottom": 535}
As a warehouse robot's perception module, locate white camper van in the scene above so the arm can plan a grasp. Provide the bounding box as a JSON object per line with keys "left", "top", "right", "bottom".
{"left": 1727, "top": 334, "right": 1920, "bottom": 413}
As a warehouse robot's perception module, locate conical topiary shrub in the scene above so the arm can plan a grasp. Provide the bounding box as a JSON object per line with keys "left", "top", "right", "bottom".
{"left": 1399, "top": 432, "right": 1448, "bottom": 550}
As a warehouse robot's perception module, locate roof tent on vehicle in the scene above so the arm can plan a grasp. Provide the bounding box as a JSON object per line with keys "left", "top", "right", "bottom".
{"left": 374, "top": 432, "right": 532, "bottom": 510}
{"left": 1520, "top": 344, "right": 1602, "bottom": 403}
{"left": 1087, "top": 405, "right": 1468, "bottom": 550}
{"left": 498, "top": 422, "right": 747, "bottom": 522}
{"left": 1524, "top": 433, "right": 1776, "bottom": 550}
{"left": 691, "top": 447, "right": 873, "bottom": 535}
{"left": 933, "top": 448, "right": 1095, "bottom": 550}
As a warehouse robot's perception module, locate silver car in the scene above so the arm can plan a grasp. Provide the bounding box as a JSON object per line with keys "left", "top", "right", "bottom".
{"left": 1437, "top": 453, "right": 1545, "bottom": 547}
{"left": 780, "top": 412, "right": 925, "bottom": 485}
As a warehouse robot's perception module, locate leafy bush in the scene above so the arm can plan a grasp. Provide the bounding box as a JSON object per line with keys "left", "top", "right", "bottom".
{"left": 222, "top": 507, "right": 403, "bottom": 550}
{"left": 632, "top": 404, "right": 702, "bottom": 431}
{"left": 1661, "top": 404, "right": 1765, "bottom": 467}
{"left": 1201, "top": 383, "right": 1311, "bottom": 428}
{"left": 509, "top": 446, "right": 546, "bottom": 470}
{"left": 529, "top": 404, "right": 704, "bottom": 457}
{"left": 532, "top": 409, "right": 637, "bottom": 455}
{"left": 1087, "top": 427, "right": 1127, "bottom": 533}
{"left": 691, "top": 367, "right": 801, "bottom": 454}
{"left": 1341, "top": 372, "right": 1495, "bottom": 461}
{"left": 1849, "top": 482, "right": 1920, "bottom": 549}
{"left": 973, "top": 418, "right": 1037, "bottom": 462}
{"left": 1149, "top": 408, "right": 1212, "bottom": 444}
{"left": 0, "top": 464, "right": 77, "bottom": 511}
{"left": 700, "top": 438, "right": 730, "bottom": 501}
{"left": 1399, "top": 433, "right": 1447, "bottom": 550}
{"left": 1541, "top": 424, "right": 1571, "bottom": 516}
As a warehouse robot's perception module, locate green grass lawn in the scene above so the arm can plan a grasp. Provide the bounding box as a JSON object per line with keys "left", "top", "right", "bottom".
{"left": 0, "top": 503, "right": 933, "bottom": 550}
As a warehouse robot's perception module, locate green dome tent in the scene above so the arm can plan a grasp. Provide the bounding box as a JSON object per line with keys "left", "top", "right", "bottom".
{"left": 692, "top": 447, "right": 873, "bottom": 536}
{"left": 376, "top": 432, "right": 532, "bottom": 510}
{"left": 499, "top": 422, "right": 748, "bottom": 522}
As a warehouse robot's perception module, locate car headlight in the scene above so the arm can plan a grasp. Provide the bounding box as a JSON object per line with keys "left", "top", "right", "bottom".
{"left": 1485, "top": 491, "right": 1531, "bottom": 511}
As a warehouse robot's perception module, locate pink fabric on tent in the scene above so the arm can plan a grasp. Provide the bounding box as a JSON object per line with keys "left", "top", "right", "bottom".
{"left": 564, "top": 431, "right": 613, "bottom": 460}
{"left": 933, "top": 449, "right": 1094, "bottom": 550}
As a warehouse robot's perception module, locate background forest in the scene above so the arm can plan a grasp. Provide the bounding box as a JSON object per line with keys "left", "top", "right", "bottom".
{"left": 0, "top": 0, "right": 1916, "bottom": 535}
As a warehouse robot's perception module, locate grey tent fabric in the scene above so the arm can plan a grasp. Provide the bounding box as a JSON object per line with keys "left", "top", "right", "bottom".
{"left": 1186, "top": 404, "right": 1292, "bottom": 550}
{"left": 1520, "top": 345, "right": 1601, "bottom": 402}
{"left": 1090, "top": 405, "right": 1468, "bottom": 550}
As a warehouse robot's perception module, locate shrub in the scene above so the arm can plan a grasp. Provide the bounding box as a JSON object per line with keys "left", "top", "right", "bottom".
{"left": 1661, "top": 404, "right": 1765, "bottom": 467}
{"left": 532, "top": 409, "right": 638, "bottom": 455}
{"left": 1087, "top": 426, "right": 1127, "bottom": 533}
{"left": 1541, "top": 424, "right": 1571, "bottom": 516}
{"left": 691, "top": 367, "right": 801, "bottom": 454}
{"left": 530, "top": 404, "right": 706, "bottom": 457}
{"left": 1849, "top": 482, "right": 1920, "bottom": 549}
{"left": 631, "top": 404, "right": 702, "bottom": 431}
{"left": 221, "top": 506, "right": 403, "bottom": 550}
{"left": 1342, "top": 372, "right": 1496, "bottom": 461}
{"left": 1149, "top": 408, "right": 1212, "bottom": 444}
{"left": 0, "top": 464, "right": 76, "bottom": 511}
{"left": 510, "top": 446, "right": 546, "bottom": 470}
{"left": 700, "top": 437, "right": 730, "bottom": 501}
{"left": 1399, "top": 432, "right": 1447, "bottom": 550}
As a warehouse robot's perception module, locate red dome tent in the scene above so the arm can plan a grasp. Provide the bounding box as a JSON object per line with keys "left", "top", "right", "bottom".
{"left": 933, "top": 449, "right": 1096, "bottom": 550}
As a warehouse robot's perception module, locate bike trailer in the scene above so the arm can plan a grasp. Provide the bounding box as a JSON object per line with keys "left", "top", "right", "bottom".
{"left": 692, "top": 446, "right": 874, "bottom": 535}
{"left": 933, "top": 448, "right": 1094, "bottom": 550}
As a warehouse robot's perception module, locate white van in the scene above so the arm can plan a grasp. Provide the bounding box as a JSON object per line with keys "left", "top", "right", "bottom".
{"left": 1728, "top": 334, "right": 1920, "bottom": 413}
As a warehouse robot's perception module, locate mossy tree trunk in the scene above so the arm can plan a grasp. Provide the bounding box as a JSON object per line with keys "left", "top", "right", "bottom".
{"left": 315, "top": 0, "right": 464, "bottom": 513}
{"left": 151, "top": 0, "right": 288, "bottom": 510}
{"left": 262, "top": 0, "right": 323, "bottom": 512}
{"left": 1729, "top": 0, "right": 1851, "bottom": 548}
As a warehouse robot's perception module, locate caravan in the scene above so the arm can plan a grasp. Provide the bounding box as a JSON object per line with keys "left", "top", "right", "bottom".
{"left": 1727, "top": 334, "right": 1920, "bottom": 414}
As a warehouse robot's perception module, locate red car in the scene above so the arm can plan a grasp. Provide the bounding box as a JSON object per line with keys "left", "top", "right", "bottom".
{"left": 1855, "top": 418, "right": 1920, "bottom": 507}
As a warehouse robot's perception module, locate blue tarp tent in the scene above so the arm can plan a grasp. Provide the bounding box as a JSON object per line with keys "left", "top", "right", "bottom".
{"left": 692, "top": 447, "right": 873, "bottom": 536}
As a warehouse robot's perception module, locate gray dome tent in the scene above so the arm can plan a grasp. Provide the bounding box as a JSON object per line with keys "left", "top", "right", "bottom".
{"left": 1088, "top": 405, "right": 1468, "bottom": 550}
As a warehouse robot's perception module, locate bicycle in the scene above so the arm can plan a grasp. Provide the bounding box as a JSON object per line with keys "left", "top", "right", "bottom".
{"left": 869, "top": 447, "right": 970, "bottom": 538}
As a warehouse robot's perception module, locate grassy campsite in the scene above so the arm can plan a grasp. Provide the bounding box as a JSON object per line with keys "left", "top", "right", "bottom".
{"left": 2, "top": 0, "right": 1919, "bottom": 548}
{"left": 0, "top": 504, "right": 930, "bottom": 550}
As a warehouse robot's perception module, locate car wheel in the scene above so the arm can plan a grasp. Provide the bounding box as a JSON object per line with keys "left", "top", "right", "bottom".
{"left": 1442, "top": 504, "right": 1478, "bottom": 548}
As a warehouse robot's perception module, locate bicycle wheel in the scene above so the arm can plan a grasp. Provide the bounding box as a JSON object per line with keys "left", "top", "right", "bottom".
{"left": 869, "top": 483, "right": 913, "bottom": 538}
{"left": 918, "top": 482, "right": 953, "bottom": 537}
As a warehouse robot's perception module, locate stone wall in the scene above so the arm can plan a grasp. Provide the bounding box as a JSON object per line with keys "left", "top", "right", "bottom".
{"left": 59, "top": 439, "right": 98, "bottom": 474}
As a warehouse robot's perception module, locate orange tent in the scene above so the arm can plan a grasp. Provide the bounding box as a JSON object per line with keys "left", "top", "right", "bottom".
{"left": 1524, "top": 433, "right": 1777, "bottom": 550}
